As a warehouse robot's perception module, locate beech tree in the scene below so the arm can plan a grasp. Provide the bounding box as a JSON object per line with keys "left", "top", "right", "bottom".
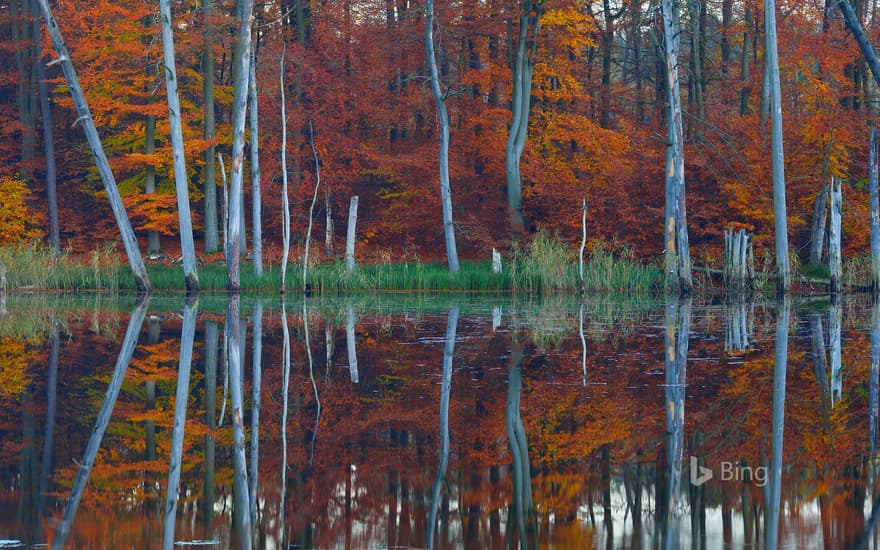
{"left": 766, "top": 0, "right": 790, "bottom": 293}
{"left": 425, "top": 0, "right": 459, "bottom": 273}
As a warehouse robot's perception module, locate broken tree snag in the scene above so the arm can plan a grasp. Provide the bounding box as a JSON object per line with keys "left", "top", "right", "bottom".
{"left": 345, "top": 196, "right": 359, "bottom": 273}
{"left": 829, "top": 177, "right": 843, "bottom": 294}
{"left": 723, "top": 227, "right": 755, "bottom": 292}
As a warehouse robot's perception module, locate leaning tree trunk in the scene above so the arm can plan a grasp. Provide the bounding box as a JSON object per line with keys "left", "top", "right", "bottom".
{"left": 766, "top": 0, "right": 790, "bottom": 293}
{"left": 249, "top": 46, "right": 262, "bottom": 278}
{"left": 159, "top": 0, "right": 199, "bottom": 292}
{"left": 870, "top": 126, "right": 880, "bottom": 294}
{"left": 661, "top": 0, "right": 693, "bottom": 293}
{"left": 35, "top": 0, "right": 150, "bottom": 292}
{"left": 425, "top": 0, "right": 460, "bottom": 273}
{"left": 227, "top": 0, "right": 255, "bottom": 291}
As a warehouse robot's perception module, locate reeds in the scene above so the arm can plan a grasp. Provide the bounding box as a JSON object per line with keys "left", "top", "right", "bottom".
{"left": 0, "top": 240, "right": 660, "bottom": 294}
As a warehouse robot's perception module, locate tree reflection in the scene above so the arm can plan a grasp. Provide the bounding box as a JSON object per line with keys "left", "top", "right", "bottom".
{"left": 663, "top": 296, "right": 690, "bottom": 550}
{"left": 162, "top": 297, "right": 197, "bottom": 548}
{"left": 427, "top": 306, "right": 458, "bottom": 549}
{"left": 226, "top": 294, "right": 252, "bottom": 549}
{"left": 507, "top": 336, "right": 537, "bottom": 549}
{"left": 763, "top": 297, "right": 789, "bottom": 550}
{"left": 51, "top": 297, "right": 148, "bottom": 550}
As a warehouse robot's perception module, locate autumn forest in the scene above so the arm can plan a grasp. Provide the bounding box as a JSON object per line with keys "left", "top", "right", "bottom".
{"left": 3, "top": 0, "right": 880, "bottom": 288}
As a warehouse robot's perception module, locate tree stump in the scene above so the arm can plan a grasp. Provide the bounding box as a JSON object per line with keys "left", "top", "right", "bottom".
{"left": 723, "top": 228, "right": 755, "bottom": 292}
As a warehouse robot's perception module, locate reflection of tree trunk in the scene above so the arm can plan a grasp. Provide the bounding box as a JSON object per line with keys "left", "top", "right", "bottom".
{"left": 871, "top": 302, "right": 879, "bottom": 455}
{"left": 52, "top": 299, "right": 147, "bottom": 550}
{"left": 506, "top": 338, "right": 536, "bottom": 549}
{"left": 226, "top": 294, "right": 252, "bottom": 549}
{"left": 36, "top": 319, "right": 60, "bottom": 544}
{"left": 346, "top": 305, "right": 358, "bottom": 383}
{"left": 202, "top": 320, "right": 218, "bottom": 534}
{"left": 146, "top": 317, "right": 161, "bottom": 466}
{"left": 249, "top": 301, "right": 263, "bottom": 536}
{"left": 602, "top": 445, "right": 612, "bottom": 549}
{"left": 427, "top": 307, "right": 458, "bottom": 549}
{"left": 579, "top": 303, "right": 587, "bottom": 386}
{"left": 163, "top": 298, "right": 197, "bottom": 547}
{"left": 663, "top": 297, "right": 690, "bottom": 550}
{"left": 279, "top": 300, "right": 291, "bottom": 548}
{"left": 19, "top": 393, "right": 37, "bottom": 546}
{"left": 830, "top": 297, "right": 843, "bottom": 405}
{"left": 763, "top": 298, "right": 789, "bottom": 550}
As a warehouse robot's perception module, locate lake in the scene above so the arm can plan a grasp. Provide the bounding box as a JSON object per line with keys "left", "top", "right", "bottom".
{"left": 0, "top": 292, "right": 876, "bottom": 549}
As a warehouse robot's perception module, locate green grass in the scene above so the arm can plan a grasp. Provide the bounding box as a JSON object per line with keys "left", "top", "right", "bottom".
{"left": 0, "top": 240, "right": 662, "bottom": 294}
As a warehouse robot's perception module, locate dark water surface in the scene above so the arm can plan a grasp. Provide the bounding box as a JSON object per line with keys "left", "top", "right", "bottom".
{"left": 0, "top": 293, "right": 877, "bottom": 549}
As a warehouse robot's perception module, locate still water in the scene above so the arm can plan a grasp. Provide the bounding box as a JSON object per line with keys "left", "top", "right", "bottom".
{"left": 0, "top": 293, "right": 877, "bottom": 549}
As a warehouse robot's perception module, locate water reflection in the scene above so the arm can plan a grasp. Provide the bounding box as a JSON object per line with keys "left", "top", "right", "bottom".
{"left": 3, "top": 295, "right": 880, "bottom": 547}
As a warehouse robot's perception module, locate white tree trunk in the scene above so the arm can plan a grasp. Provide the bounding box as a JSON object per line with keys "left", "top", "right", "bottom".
{"left": 227, "top": 0, "right": 255, "bottom": 291}
{"left": 766, "top": 0, "right": 791, "bottom": 293}
{"left": 870, "top": 126, "right": 880, "bottom": 293}
{"left": 425, "top": 0, "right": 460, "bottom": 272}
{"left": 159, "top": 0, "right": 199, "bottom": 292}
{"left": 345, "top": 196, "right": 359, "bottom": 273}
{"left": 829, "top": 177, "right": 843, "bottom": 293}
{"left": 280, "top": 46, "right": 291, "bottom": 293}
{"left": 249, "top": 47, "right": 262, "bottom": 278}
{"left": 35, "top": 0, "right": 151, "bottom": 292}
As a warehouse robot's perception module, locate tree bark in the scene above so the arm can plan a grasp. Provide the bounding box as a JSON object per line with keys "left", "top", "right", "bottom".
{"left": 249, "top": 46, "right": 262, "bottom": 278}
{"left": 35, "top": 0, "right": 151, "bottom": 292}
{"left": 505, "top": 1, "right": 544, "bottom": 234}
{"left": 202, "top": 0, "right": 219, "bottom": 253}
{"left": 346, "top": 196, "right": 359, "bottom": 273}
{"left": 227, "top": 0, "right": 255, "bottom": 291}
{"left": 688, "top": 0, "right": 705, "bottom": 140}
{"left": 303, "top": 122, "right": 322, "bottom": 292}
{"left": 740, "top": 7, "right": 752, "bottom": 116}
{"left": 425, "top": 0, "right": 460, "bottom": 273}
{"left": 662, "top": 0, "right": 693, "bottom": 293}
{"left": 829, "top": 177, "right": 843, "bottom": 293}
{"left": 225, "top": 294, "right": 252, "bottom": 549}
{"left": 159, "top": 0, "right": 199, "bottom": 292}
{"left": 280, "top": 45, "right": 291, "bottom": 293}
{"left": 144, "top": 115, "right": 162, "bottom": 254}
{"left": 766, "top": 0, "right": 791, "bottom": 293}
{"left": 33, "top": 4, "right": 59, "bottom": 254}
{"left": 809, "top": 183, "right": 829, "bottom": 264}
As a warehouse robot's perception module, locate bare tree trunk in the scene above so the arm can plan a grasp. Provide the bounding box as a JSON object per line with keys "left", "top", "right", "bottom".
{"left": 227, "top": 0, "right": 255, "bottom": 291}
{"left": 829, "top": 177, "right": 843, "bottom": 293}
{"left": 324, "top": 192, "right": 334, "bottom": 258}
{"left": 280, "top": 45, "right": 291, "bottom": 293}
{"left": 33, "top": 5, "right": 59, "bottom": 254}
{"left": 346, "top": 304, "right": 358, "bottom": 383}
{"left": 662, "top": 0, "right": 693, "bottom": 293}
{"left": 159, "top": 0, "right": 199, "bottom": 292}
{"left": 249, "top": 301, "right": 262, "bottom": 533}
{"left": 766, "top": 0, "right": 791, "bottom": 293}
{"left": 249, "top": 46, "right": 262, "bottom": 277}
{"left": 144, "top": 115, "right": 162, "bottom": 255}
{"left": 505, "top": 2, "right": 544, "bottom": 234}
{"left": 688, "top": 0, "right": 705, "bottom": 140}
{"left": 202, "top": 0, "right": 219, "bottom": 253}
{"left": 345, "top": 196, "right": 358, "bottom": 273}
{"left": 871, "top": 126, "right": 880, "bottom": 293}
{"left": 425, "top": 0, "right": 460, "bottom": 272}
{"left": 303, "top": 122, "right": 322, "bottom": 292}
{"left": 35, "top": 0, "right": 151, "bottom": 292}
{"left": 809, "top": 184, "right": 829, "bottom": 264}
{"left": 740, "top": 7, "right": 752, "bottom": 116}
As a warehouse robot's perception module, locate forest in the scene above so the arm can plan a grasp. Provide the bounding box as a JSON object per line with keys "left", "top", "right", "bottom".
{"left": 2, "top": 0, "right": 880, "bottom": 291}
